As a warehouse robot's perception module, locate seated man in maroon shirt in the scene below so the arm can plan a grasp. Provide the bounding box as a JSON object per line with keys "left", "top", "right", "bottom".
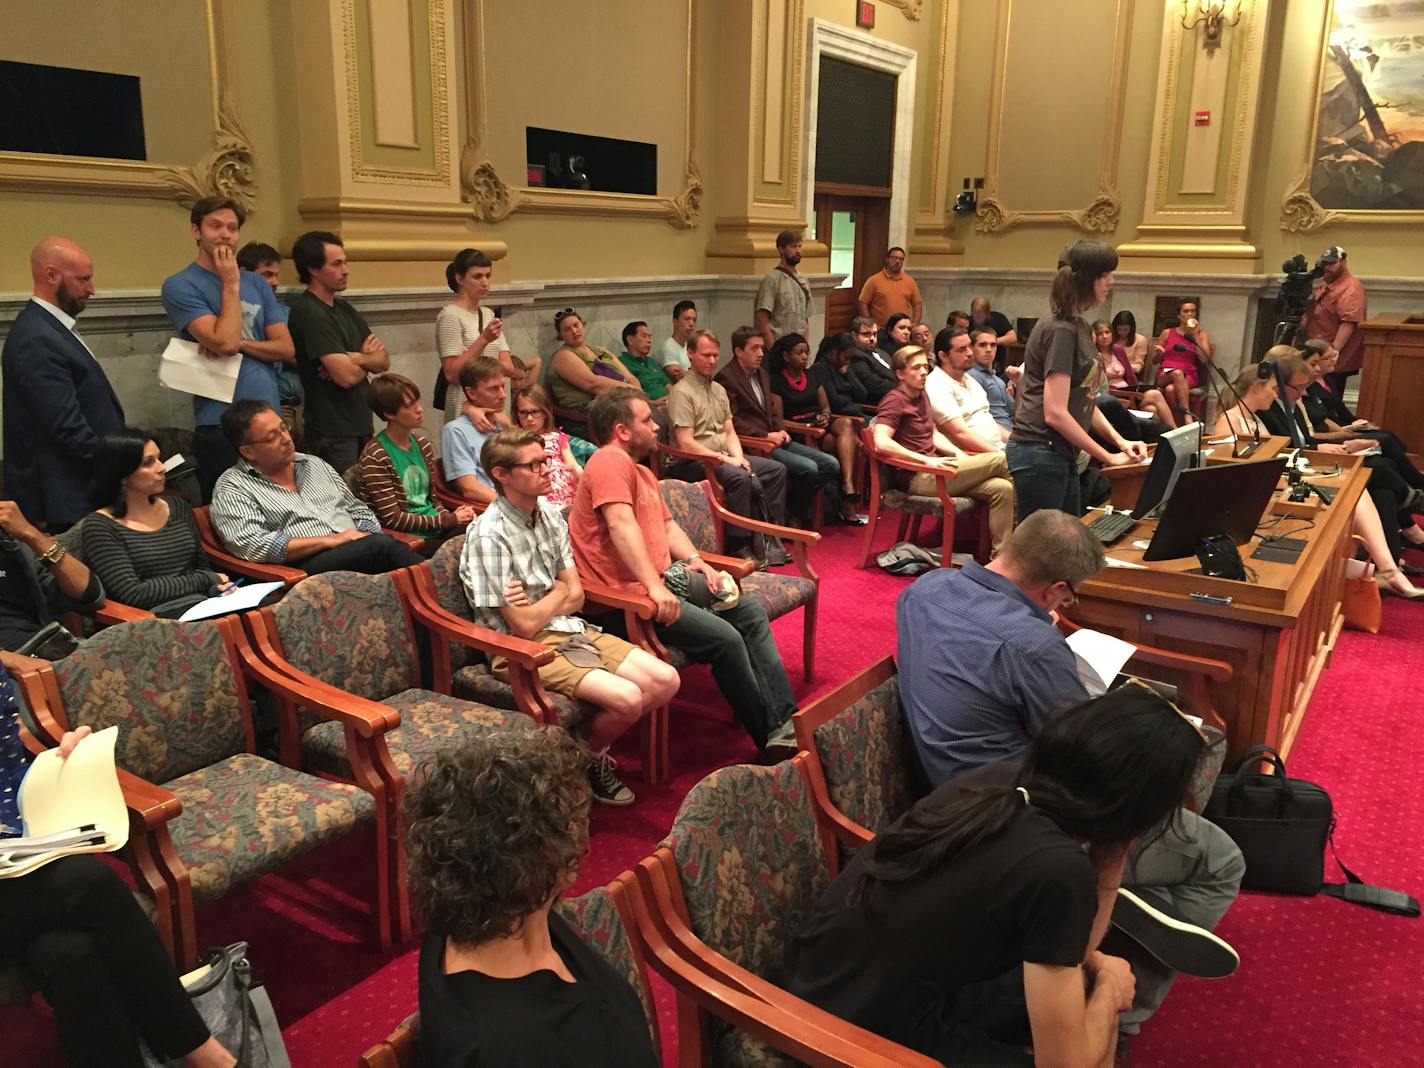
{"left": 873, "top": 345, "right": 1015, "bottom": 556}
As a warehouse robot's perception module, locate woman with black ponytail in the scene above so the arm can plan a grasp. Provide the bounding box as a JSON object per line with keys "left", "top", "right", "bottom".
{"left": 786, "top": 685, "right": 1207, "bottom": 1066}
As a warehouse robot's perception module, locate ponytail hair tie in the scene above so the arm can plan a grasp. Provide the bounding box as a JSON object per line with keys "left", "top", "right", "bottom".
{"left": 1016, "top": 787, "right": 1031, "bottom": 805}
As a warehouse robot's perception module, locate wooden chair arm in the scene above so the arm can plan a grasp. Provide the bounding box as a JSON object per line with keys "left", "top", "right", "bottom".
{"left": 704, "top": 487, "right": 822, "bottom": 547}
{"left": 656, "top": 441, "right": 721, "bottom": 476}
{"left": 866, "top": 447, "right": 957, "bottom": 479}
{"left": 782, "top": 422, "right": 827, "bottom": 442}
{"left": 118, "top": 768, "right": 183, "bottom": 830}
{"left": 93, "top": 601, "right": 156, "bottom": 626}
{"left": 736, "top": 434, "right": 779, "bottom": 456}
{"left": 405, "top": 588, "right": 557, "bottom": 672}
{"left": 580, "top": 578, "right": 658, "bottom": 620}
{"left": 701, "top": 552, "right": 757, "bottom": 580}
{"left": 235, "top": 633, "right": 401, "bottom": 737}
{"left": 202, "top": 543, "right": 306, "bottom": 588}
{"left": 1056, "top": 617, "right": 1232, "bottom": 684}
{"left": 381, "top": 528, "right": 425, "bottom": 552}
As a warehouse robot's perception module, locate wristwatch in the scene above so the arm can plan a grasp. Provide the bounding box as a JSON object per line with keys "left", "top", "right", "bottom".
{"left": 37, "top": 540, "right": 67, "bottom": 569}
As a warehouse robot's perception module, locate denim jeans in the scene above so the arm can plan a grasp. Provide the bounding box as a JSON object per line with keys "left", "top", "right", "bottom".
{"left": 1005, "top": 439, "right": 1079, "bottom": 522}
{"left": 772, "top": 440, "right": 841, "bottom": 522}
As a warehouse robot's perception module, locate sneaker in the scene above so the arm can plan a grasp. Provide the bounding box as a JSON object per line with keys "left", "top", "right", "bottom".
{"left": 758, "top": 718, "right": 799, "bottom": 763}
{"left": 588, "top": 751, "right": 634, "bottom": 806}
{"left": 1110, "top": 888, "right": 1239, "bottom": 978}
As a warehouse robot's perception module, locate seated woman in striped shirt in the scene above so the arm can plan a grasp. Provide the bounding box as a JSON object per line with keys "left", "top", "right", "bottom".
{"left": 358, "top": 373, "right": 478, "bottom": 540}
{"left": 81, "top": 428, "right": 237, "bottom": 616}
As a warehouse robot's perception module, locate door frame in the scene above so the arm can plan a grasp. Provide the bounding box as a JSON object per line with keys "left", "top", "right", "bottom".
{"left": 803, "top": 20, "right": 917, "bottom": 251}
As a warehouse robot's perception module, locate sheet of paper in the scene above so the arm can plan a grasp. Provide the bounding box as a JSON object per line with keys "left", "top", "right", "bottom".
{"left": 163, "top": 453, "right": 187, "bottom": 472}
{"left": 1065, "top": 628, "right": 1138, "bottom": 697}
{"left": 3, "top": 727, "right": 128, "bottom": 878}
{"left": 1104, "top": 556, "right": 1148, "bottom": 569}
{"left": 158, "top": 337, "right": 240, "bottom": 403}
{"left": 178, "top": 580, "right": 285, "bottom": 622}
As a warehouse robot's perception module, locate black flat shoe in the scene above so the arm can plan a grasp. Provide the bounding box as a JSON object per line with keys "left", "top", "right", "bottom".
{"left": 1400, "top": 561, "right": 1424, "bottom": 578}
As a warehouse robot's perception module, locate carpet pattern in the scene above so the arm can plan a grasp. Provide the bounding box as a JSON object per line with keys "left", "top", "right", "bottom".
{"left": 6, "top": 524, "right": 1422, "bottom": 1066}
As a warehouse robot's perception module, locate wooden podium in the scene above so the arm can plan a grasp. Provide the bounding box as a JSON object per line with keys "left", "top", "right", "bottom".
{"left": 1357, "top": 314, "right": 1424, "bottom": 455}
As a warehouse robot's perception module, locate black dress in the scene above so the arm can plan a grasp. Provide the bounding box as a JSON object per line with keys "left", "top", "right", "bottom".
{"left": 770, "top": 367, "right": 822, "bottom": 422}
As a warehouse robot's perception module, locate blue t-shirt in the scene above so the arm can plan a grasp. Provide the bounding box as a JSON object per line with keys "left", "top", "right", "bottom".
{"left": 441, "top": 415, "right": 494, "bottom": 487}
{"left": 160, "top": 263, "right": 284, "bottom": 426}
{"left": 268, "top": 299, "right": 304, "bottom": 404}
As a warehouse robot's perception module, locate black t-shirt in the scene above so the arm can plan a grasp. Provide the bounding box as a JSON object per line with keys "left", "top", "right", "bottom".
{"left": 418, "top": 912, "right": 659, "bottom": 1068}
{"left": 770, "top": 367, "right": 822, "bottom": 420}
{"left": 982, "top": 310, "right": 1015, "bottom": 339}
{"left": 287, "top": 290, "right": 376, "bottom": 438}
{"left": 784, "top": 775, "right": 1097, "bottom": 1055}
{"left": 1011, "top": 317, "right": 1098, "bottom": 456}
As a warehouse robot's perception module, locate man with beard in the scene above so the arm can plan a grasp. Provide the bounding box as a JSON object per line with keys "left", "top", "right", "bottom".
{"left": 2, "top": 237, "right": 125, "bottom": 530}
{"left": 754, "top": 229, "right": 812, "bottom": 348}
{"left": 569, "top": 387, "right": 800, "bottom": 762}
{"left": 161, "top": 197, "right": 294, "bottom": 500}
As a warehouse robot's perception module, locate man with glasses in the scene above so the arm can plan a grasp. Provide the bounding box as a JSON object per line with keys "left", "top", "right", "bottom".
{"left": 848, "top": 316, "right": 896, "bottom": 404}
{"left": 460, "top": 428, "right": 681, "bottom": 806}
{"left": 896, "top": 508, "right": 1244, "bottom": 1035}
{"left": 209, "top": 400, "right": 423, "bottom": 574}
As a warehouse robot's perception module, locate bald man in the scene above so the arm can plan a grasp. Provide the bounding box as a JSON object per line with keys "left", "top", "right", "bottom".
{"left": 2, "top": 238, "right": 125, "bottom": 529}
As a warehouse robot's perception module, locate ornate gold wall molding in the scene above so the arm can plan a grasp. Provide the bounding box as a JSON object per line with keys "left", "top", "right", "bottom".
{"left": 882, "top": 0, "right": 924, "bottom": 20}
{"left": 459, "top": 0, "right": 702, "bottom": 228}
{"left": 343, "top": 0, "right": 451, "bottom": 185}
{"left": 1279, "top": 0, "right": 1424, "bottom": 233}
{"left": 975, "top": 0, "right": 1132, "bottom": 234}
{"left": 0, "top": 0, "right": 257, "bottom": 212}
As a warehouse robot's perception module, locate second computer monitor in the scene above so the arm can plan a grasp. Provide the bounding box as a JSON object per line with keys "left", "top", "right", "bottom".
{"left": 1130, "top": 422, "right": 1202, "bottom": 520}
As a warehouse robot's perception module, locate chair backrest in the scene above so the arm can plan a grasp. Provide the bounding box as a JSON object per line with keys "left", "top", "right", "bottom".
{"left": 658, "top": 478, "right": 718, "bottom": 554}
{"left": 661, "top": 757, "right": 829, "bottom": 980}
{"left": 266, "top": 571, "right": 419, "bottom": 702}
{"left": 425, "top": 536, "right": 482, "bottom": 672}
{"left": 555, "top": 882, "right": 660, "bottom": 1054}
{"left": 357, "top": 1013, "right": 418, "bottom": 1068}
{"left": 804, "top": 660, "right": 914, "bottom": 839}
{"left": 51, "top": 618, "right": 249, "bottom": 782}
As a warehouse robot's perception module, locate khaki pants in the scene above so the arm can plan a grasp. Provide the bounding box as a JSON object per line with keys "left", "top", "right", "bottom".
{"left": 908, "top": 451, "right": 1015, "bottom": 555}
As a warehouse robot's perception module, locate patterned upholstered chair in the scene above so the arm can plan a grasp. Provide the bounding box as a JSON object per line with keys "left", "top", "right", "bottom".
{"left": 658, "top": 478, "right": 821, "bottom": 681}
{"left": 406, "top": 537, "right": 672, "bottom": 783}
{"left": 244, "top": 570, "right": 543, "bottom": 785}
{"left": 634, "top": 756, "right": 936, "bottom": 1067}
{"left": 18, "top": 616, "right": 386, "bottom": 968}
{"left": 856, "top": 425, "right": 992, "bottom": 569}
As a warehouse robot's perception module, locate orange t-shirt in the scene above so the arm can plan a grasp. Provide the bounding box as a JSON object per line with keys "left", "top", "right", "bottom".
{"left": 569, "top": 446, "right": 673, "bottom": 592}
{"left": 858, "top": 270, "right": 922, "bottom": 326}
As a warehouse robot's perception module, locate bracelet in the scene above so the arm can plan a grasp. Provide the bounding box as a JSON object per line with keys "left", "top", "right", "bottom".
{"left": 37, "top": 540, "right": 67, "bottom": 569}
{"left": 687, "top": 553, "right": 702, "bottom": 563}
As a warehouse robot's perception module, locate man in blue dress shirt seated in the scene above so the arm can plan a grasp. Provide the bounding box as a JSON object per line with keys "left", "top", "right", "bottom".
{"left": 896, "top": 509, "right": 1244, "bottom": 1035}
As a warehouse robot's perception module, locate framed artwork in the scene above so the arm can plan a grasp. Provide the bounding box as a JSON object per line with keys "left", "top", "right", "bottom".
{"left": 1282, "top": 0, "right": 1424, "bottom": 230}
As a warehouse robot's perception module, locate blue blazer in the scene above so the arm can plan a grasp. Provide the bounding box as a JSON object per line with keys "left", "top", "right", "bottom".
{"left": 2, "top": 301, "right": 125, "bottom": 526}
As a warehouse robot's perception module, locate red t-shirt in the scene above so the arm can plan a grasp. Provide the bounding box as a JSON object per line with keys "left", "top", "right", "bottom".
{"left": 876, "top": 387, "right": 936, "bottom": 456}
{"left": 568, "top": 446, "right": 672, "bottom": 592}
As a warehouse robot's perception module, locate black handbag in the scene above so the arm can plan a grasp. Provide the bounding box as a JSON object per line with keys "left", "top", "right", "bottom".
{"left": 1205, "top": 745, "right": 1418, "bottom": 915}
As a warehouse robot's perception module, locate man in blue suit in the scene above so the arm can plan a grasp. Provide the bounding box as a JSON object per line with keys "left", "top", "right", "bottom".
{"left": 2, "top": 238, "right": 125, "bottom": 531}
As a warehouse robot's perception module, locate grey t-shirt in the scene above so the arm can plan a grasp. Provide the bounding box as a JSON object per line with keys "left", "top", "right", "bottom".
{"left": 1011, "top": 317, "right": 1098, "bottom": 457}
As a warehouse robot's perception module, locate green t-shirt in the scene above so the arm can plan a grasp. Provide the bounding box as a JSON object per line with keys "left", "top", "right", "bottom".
{"left": 377, "top": 431, "right": 438, "bottom": 518}
{"left": 287, "top": 290, "right": 375, "bottom": 438}
{"left": 620, "top": 350, "right": 670, "bottom": 401}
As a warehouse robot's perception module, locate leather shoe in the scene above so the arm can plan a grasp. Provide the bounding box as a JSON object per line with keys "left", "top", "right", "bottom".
{"left": 1399, "top": 560, "right": 1424, "bottom": 578}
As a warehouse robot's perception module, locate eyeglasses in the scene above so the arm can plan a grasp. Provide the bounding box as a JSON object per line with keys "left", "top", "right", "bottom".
{"left": 553, "top": 307, "right": 578, "bottom": 326}
{"left": 244, "top": 421, "right": 292, "bottom": 447}
{"left": 515, "top": 408, "right": 547, "bottom": 422}
{"left": 1118, "top": 676, "right": 1212, "bottom": 744}
{"left": 504, "top": 457, "right": 550, "bottom": 473}
{"left": 1059, "top": 579, "right": 1080, "bottom": 608}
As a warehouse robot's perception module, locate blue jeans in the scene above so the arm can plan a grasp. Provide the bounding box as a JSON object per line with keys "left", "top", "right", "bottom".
{"left": 772, "top": 440, "right": 841, "bottom": 521}
{"left": 1005, "top": 439, "right": 1079, "bottom": 522}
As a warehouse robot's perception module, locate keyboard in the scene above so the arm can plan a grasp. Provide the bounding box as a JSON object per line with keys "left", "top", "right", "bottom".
{"left": 1087, "top": 510, "right": 1137, "bottom": 544}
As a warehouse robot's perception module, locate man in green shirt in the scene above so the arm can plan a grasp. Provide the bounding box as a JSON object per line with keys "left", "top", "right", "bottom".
{"left": 618, "top": 321, "right": 669, "bottom": 406}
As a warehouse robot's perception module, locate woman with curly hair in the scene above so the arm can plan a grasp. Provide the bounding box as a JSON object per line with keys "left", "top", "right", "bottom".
{"left": 406, "top": 729, "right": 658, "bottom": 1067}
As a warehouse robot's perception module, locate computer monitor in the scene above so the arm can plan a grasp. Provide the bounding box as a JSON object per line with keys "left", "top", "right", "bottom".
{"left": 1015, "top": 316, "right": 1038, "bottom": 342}
{"left": 1143, "top": 456, "right": 1289, "bottom": 563}
{"left": 1128, "top": 422, "right": 1202, "bottom": 520}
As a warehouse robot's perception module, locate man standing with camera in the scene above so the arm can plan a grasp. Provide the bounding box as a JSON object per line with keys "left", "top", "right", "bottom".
{"left": 1303, "top": 246, "right": 1367, "bottom": 397}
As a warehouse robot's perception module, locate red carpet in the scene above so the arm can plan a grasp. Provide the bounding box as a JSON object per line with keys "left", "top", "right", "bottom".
{"left": 7, "top": 525, "right": 1424, "bottom": 1065}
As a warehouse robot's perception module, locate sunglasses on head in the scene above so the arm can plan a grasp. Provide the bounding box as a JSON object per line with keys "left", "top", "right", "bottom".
{"left": 554, "top": 307, "right": 578, "bottom": 326}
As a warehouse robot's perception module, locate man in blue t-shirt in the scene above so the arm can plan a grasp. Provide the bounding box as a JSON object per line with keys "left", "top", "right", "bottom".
{"left": 160, "top": 196, "right": 294, "bottom": 502}
{"left": 440, "top": 355, "right": 509, "bottom": 506}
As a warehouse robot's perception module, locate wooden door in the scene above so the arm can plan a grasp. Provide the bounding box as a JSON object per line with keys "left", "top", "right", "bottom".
{"left": 813, "top": 191, "right": 891, "bottom": 340}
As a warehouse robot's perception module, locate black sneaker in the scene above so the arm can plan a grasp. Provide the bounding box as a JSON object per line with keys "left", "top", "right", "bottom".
{"left": 588, "top": 752, "right": 634, "bottom": 806}
{"left": 1110, "top": 888, "right": 1239, "bottom": 978}
{"left": 758, "top": 719, "right": 799, "bottom": 763}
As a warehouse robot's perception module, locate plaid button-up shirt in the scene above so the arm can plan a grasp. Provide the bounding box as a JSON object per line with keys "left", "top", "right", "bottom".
{"left": 459, "top": 495, "right": 584, "bottom": 636}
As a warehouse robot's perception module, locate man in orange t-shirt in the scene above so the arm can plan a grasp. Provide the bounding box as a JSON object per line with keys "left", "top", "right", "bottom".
{"left": 856, "top": 246, "right": 923, "bottom": 328}
{"left": 568, "top": 386, "right": 799, "bottom": 758}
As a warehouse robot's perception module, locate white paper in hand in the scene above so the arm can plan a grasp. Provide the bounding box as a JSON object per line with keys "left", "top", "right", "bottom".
{"left": 1065, "top": 628, "right": 1138, "bottom": 698}
{"left": 159, "top": 337, "right": 240, "bottom": 403}
{"left": 2, "top": 726, "right": 128, "bottom": 878}
{"left": 177, "top": 581, "right": 285, "bottom": 622}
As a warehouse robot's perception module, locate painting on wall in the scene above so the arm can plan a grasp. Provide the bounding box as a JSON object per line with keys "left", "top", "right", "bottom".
{"left": 1308, "top": 1, "right": 1424, "bottom": 211}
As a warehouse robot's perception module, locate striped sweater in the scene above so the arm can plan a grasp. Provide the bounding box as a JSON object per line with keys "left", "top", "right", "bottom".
{"left": 80, "top": 496, "right": 218, "bottom": 610}
{"left": 355, "top": 431, "right": 451, "bottom": 534}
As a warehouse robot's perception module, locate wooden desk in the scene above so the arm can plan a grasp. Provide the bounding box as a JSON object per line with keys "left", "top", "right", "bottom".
{"left": 1070, "top": 450, "right": 1367, "bottom": 764}
{"left": 1103, "top": 436, "right": 1290, "bottom": 510}
{"left": 1357, "top": 314, "right": 1424, "bottom": 455}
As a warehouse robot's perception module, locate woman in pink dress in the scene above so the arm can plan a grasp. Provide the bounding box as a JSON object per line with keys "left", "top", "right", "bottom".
{"left": 1152, "top": 299, "right": 1215, "bottom": 421}
{"left": 512, "top": 385, "right": 582, "bottom": 509}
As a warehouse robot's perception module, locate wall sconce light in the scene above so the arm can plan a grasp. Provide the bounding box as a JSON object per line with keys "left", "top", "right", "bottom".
{"left": 1181, "top": 0, "right": 1242, "bottom": 54}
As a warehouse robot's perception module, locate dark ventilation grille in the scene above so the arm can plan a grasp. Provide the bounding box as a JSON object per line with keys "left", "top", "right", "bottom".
{"left": 0, "top": 61, "right": 146, "bottom": 160}
{"left": 815, "top": 57, "right": 894, "bottom": 189}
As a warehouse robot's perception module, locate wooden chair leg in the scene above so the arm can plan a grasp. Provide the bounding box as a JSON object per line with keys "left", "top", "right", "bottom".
{"left": 642, "top": 704, "right": 669, "bottom": 786}
{"left": 370, "top": 808, "right": 394, "bottom": 953}
{"left": 802, "top": 598, "right": 817, "bottom": 683}
{"left": 858, "top": 499, "right": 885, "bottom": 568}
{"left": 907, "top": 515, "right": 922, "bottom": 543}
{"left": 895, "top": 513, "right": 911, "bottom": 541}
{"left": 940, "top": 509, "right": 956, "bottom": 567}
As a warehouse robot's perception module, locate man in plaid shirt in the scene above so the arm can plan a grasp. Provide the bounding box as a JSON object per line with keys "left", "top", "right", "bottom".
{"left": 459, "top": 428, "right": 680, "bottom": 804}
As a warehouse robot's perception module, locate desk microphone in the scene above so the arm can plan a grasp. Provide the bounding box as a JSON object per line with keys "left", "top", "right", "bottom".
{"left": 1174, "top": 342, "right": 1237, "bottom": 456}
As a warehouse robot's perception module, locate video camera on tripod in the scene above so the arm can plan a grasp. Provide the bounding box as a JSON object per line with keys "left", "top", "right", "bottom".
{"left": 1272, "top": 253, "right": 1325, "bottom": 345}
